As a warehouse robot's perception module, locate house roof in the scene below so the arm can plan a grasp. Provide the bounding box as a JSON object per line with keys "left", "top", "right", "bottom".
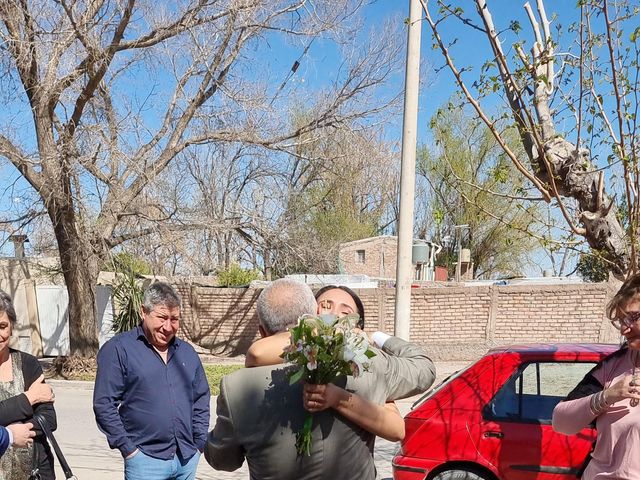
{"left": 339, "top": 235, "right": 398, "bottom": 248}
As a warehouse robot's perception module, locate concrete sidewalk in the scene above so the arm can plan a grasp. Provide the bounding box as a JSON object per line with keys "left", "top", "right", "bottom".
{"left": 49, "top": 361, "right": 469, "bottom": 479}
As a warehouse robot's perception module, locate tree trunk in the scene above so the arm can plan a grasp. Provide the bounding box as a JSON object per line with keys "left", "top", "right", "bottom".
{"left": 468, "top": 0, "right": 631, "bottom": 275}
{"left": 540, "top": 138, "right": 629, "bottom": 275}
{"left": 49, "top": 205, "right": 101, "bottom": 356}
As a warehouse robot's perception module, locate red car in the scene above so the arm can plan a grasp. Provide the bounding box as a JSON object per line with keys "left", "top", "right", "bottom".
{"left": 393, "top": 343, "right": 618, "bottom": 480}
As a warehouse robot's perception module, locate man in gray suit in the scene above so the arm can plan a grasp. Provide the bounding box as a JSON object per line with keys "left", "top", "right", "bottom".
{"left": 205, "top": 278, "right": 435, "bottom": 479}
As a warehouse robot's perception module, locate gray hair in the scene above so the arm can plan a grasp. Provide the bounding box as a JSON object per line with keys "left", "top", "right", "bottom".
{"left": 0, "top": 289, "right": 17, "bottom": 325}
{"left": 257, "top": 279, "right": 317, "bottom": 335}
{"left": 142, "top": 282, "right": 181, "bottom": 312}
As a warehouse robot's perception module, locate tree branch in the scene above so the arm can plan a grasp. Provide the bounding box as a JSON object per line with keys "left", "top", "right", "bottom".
{"left": 421, "top": 0, "right": 552, "bottom": 201}
{"left": 0, "top": 135, "right": 43, "bottom": 191}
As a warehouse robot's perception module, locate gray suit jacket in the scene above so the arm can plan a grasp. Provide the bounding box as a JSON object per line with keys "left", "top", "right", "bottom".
{"left": 205, "top": 337, "right": 435, "bottom": 480}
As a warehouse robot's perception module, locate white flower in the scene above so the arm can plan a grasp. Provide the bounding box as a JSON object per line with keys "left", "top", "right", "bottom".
{"left": 340, "top": 314, "right": 361, "bottom": 329}
{"left": 305, "top": 345, "right": 318, "bottom": 371}
{"left": 342, "top": 330, "right": 372, "bottom": 377}
{"left": 319, "top": 313, "right": 338, "bottom": 327}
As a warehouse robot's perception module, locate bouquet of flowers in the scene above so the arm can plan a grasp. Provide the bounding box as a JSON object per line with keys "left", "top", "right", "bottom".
{"left": 281, "top": 313, "right": 376, "bottom": 456}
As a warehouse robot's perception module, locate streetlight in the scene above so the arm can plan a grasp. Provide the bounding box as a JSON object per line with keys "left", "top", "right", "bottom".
{"left": 438, "top": 234, "right": 454, "bottom": 280}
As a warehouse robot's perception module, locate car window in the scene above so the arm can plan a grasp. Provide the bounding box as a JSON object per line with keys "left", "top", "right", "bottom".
{"left": 411, "top": 363, "right": 475, "bottom": 410}
{"left": 486, "top": 361, "right": 596, "bottom": 424}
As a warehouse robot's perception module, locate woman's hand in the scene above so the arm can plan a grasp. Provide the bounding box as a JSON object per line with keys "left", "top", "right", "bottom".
{"left": 303, "top": 383, "right": 345, "bottom": 413}
{"left": 302, "top": 384, "right": 406, "bottom": 441}
{"left": 25, "top": 374, "right": 55, "bottom": 405}
{"left": 603, "top": 373, "right": 640, "bottom": 404}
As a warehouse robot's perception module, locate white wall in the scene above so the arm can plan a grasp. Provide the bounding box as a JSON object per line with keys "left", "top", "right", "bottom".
{"left": 36, "top": 285, "right": 114, "bottom": 356}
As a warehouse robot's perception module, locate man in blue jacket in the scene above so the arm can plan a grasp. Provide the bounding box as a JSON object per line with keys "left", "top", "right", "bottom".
{"left": 93, "top": 282, "right": 210, "bottom": 480}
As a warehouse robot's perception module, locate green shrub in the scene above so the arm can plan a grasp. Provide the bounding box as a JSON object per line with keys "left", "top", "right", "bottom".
{"left": 217, "top": 263, "right": 261, "bottom": 287}
{"left": 576, "top": 251, "right": 610, "bottom": 282}
{"left": 104, "top": 252, "right": 152, "bottom": 275}
{"left": 111, "top": 270, "right": 144, "bottom": 333}
{"left": 204, "top": 364, "right": 244, "bottom": 395}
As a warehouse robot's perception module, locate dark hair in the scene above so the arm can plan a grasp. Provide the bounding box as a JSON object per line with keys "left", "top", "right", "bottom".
{"left": 0, "top": 289, "right": 17, "bottom": 326}
{"left": 315, "top": 285, "right": 365, "bottom": 329}
{"left": 607, "top": 273, "right": 640, "bottom": 320}
{"left": 142, "top": 282, "right": 181, "bottom": 312}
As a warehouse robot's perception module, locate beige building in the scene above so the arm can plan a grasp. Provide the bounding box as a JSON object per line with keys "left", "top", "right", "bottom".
{"left": 0, "top": 255, "right": 116, "bottom": 356}
{"left": 338, "top": 236, "right": 398, "bottom": 279}
{"left": 0, "top": 257, "right": 62, "bottom": 355}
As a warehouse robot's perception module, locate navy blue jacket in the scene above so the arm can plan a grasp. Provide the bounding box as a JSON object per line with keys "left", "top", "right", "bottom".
{"left": 0, "top": 426, "right": 8, "bottom": 456}
{"left": 93, "top": 326, "right": 210, "bottom": 460}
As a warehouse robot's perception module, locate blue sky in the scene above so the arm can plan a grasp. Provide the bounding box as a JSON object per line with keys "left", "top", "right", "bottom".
{"left": 366, "top": 1, "right": 585, "bottom": 276}
{"left": 384, "top": 0, "right": 581, "bottom": 141}
{"left": 295, "top": 0, "right": 581, "bottom": 279}
{"left": 266, "top": 0, "right": 583, "bottom": 151}
{"left": 0, "top": 1, "right": 604, "bottom": 276}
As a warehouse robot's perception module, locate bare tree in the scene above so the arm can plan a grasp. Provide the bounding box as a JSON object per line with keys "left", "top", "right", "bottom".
{"left": 147, "top": 20, "right": 404, "bottom": 278}
{"left": 420, "top": 0, "right": 638, "bottom": 277}
{"left": 0, "top": 0, "right": 400, "bottom": 355}
{"left": 125, "top": 144, "right": 269, "bottom": 276}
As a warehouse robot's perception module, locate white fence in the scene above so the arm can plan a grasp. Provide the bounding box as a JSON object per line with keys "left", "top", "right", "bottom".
{"left": 36, "top": 285, "right": 114, "bottom": 356}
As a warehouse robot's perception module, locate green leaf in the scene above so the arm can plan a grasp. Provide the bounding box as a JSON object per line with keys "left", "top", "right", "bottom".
{"left": 289, "top": 368, "right": 306, "bottom": 385}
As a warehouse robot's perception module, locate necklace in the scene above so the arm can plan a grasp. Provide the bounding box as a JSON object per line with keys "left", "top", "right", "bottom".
{"left": 631, "top": 350, "right": 640, "bottom": 407}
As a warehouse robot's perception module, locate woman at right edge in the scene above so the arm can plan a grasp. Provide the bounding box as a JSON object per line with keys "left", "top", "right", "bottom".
{"left": 553, "top": 273, "right": 640, "bottom": 478}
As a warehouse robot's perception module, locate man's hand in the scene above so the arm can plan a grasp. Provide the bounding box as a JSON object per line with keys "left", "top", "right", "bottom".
{"left": 7, "top": 422, "right": 35, "bottom": 448}
{"left": 25, "top": 374, "right": 55, "bottom": 405}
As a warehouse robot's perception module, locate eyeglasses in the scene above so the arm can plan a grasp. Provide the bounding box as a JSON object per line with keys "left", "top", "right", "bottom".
{"left": 611, "top": 311, "right": 640, "bottom": 330}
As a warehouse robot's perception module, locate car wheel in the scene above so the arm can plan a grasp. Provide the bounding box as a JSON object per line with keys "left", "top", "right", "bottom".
{"left": 432, "top": 470, "right": 487, "bottom": 480}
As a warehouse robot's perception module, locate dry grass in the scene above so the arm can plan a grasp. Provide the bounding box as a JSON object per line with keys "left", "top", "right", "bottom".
{"left": 45, "top": 355, "right": 97, "bottom": 381}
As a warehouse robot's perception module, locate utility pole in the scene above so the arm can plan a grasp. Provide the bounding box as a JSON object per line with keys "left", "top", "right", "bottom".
{"left": 394, "top": 0, "right": 422, "bottom": 341}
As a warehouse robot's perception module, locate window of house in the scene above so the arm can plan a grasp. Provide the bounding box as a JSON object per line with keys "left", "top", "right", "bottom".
{"left": 355, "top": 249, "right": 366, "bottom": 264}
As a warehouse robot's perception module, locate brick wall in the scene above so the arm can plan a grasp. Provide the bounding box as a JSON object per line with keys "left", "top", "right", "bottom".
{"left": 174, "top": 283, "right": 261, "bottom": 356}
{"left": 174, "top": 280, "right": 620, "bottom": 360}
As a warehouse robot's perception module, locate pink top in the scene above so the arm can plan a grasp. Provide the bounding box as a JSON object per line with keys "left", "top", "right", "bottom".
{"left": 553, "top": 349, "right": 640, "bottom": 479}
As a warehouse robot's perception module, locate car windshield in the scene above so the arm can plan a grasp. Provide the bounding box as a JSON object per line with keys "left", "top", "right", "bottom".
{"left": 411, "top": 363, "right": 474, "bottom": 409}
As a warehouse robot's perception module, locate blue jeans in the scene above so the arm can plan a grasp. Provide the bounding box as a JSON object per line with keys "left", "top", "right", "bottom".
{"left": 124, "top": 449, "right": 200, "bottom": 480}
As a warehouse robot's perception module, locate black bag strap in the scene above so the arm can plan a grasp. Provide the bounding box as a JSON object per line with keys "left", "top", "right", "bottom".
{"left": 29, "top": 436, "right": 41, "bottom": 480}
{"left": 33, "top": 412, "right": 77, "bottom": 479}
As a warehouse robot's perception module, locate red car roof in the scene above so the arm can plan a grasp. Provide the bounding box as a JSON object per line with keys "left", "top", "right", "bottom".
{"left": 485, "top": 342, "right": 618, "bottom": 360}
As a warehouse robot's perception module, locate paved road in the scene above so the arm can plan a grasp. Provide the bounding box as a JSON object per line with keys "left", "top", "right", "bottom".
{"left": 49, "top": 361, "right": 468, "bottom": 479}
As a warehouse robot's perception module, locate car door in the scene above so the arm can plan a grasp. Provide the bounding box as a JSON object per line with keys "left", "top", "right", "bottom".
{"left": 476, "top": 361, "right": 597, "bottom": 480}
